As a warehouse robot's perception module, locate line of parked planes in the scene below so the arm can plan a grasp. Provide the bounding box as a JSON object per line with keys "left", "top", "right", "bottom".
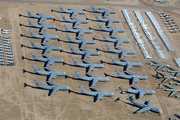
{"left": 0, "top": 35, "right": 15, "bottom": 65}
{"left": 21, "top": 5, "right": 163, "bottom": 114}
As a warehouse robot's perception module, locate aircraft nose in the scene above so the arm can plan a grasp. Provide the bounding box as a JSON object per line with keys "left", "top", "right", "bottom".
{"left": 153, "top": 91, "right": 156, "bottom": 94}
{"left": 67, "top": 86, "right": 71, "bottom": 90}
{"left": 89, "top": 30, "right": 93, "bottom": 33}
{"left": 111, "top": 92, "right": 115, "bottom": 96}
{"left": 97, "top": 52, "right": 101, "bottom": 55}
{"left": 56, "top": 36, "right": 59, "bottom": 39}
{"left": 54, "top": 25, "right": 57, "bottom": 28}
{"left": 101, "top": 64, "right": 105, "bottom": 68}
{"left": 105, "top": 78, "right": 109, "bottom": 81}
{"left": 146, "top": 76, "right": 149, "bottom": 79}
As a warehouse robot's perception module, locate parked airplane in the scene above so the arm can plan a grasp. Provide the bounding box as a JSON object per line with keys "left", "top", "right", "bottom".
{"left": 4, "top": 42, "right": 11, "bottom": 44}
{"left": 151, "top": 60, "right": 169, "bottom": 71}
{"left": 66, "top": 35, "right": 96, "bottom": 48}
{"left": 33, "top": 65, "right": 67, "bottom": 81}
{"left": 79, "top": 85, "right": 115, "bottom": 102}
{"left": 72, "top": 58, "right": 105, "bottom": 73}
{"left": 31, "top": 52, "right": 64, "bottom": 67}
{"left": 163, "top": 84, "right": 180, "bottom": 97}
{"left": 91, "top": 5, "right": 117, "bottom": 16}
{"left": 126, "top": 85, "right": 156, "bottom": 98}
{"left": 110, "top": 56, "right": 142, "bottom": 71}
{"left": 168, "top": 66, "right": 180, "bottom": 77}
{"left": 106, "top": 44, "right": 136, "bottom": 58}
{"left": 3, "top": 39, "right": 11, "bottom": 41}
{"left": 3, "top": 36, "right": 10, "bottom": 39}
{"left": 59, "top": 5, "right": 86, "bottom": 17}
{"left": 0, "top": 59, "right": 5, "bottom": 62}
{"left": 5, "top": 55, "right": 14, "bottom": 58}
{"left": 69, "top": 45, "right": 100, "bottom": 59}
{"left": 64, "top": 24, "right": 93, "bottom": 37}
{"left": 61, "top": 14, "right": 89, "bottom": 27}
{"left": 29, "top": 30, "right": 59, "bottom": 43}
{"left": 0, "top": 56, "right": 5, "bottom": 59}
{"left": 28, "top": 19, "right": 57, "bottom": 32}
{"left": 98, "top": 23, "right": 126, "bottom": 36}
{"left": 6, "top": 61, "right": 14, "bottom": 64}
{"left": 127, "top": 94, "right": 162, "bottom": 114}
{"left": 0, "top": 48, "right": 4, "bottom": 51}
{"left": 94, "top": 14, "right": 121, "bottom": 26}
{"left": 75, "top": 71, "right": 109, "bottom": 86}
{"left": 158, "top": 72, "right": 177, "bottom": 83}
{"left": 5, "top": 52, "right": 13, "bottom": 55}
{"left": 34, "top": 79, "right": 70, "bottom": 96}
{"left": 4, "top": 44, "right": 11, "bottom": 47}
{"left": 30, "top": 40, "right": 61, "bottom": 54}
{"left": 26, "top": 10, "right": 55, "bottom": 22}
{"left": 0, "top": 45, "right": 4, "bottom": 48}
{"left": 5, "top": 50, "right": 13, "bottom": 52}
{"left": 0, "top": 62, "right": 6, "bottom": 65}
{"left": 115, "top": 69, "right": 148, "bottom": 85}
{"left": 6, "top": 58, "right": 14, "bottom": 61}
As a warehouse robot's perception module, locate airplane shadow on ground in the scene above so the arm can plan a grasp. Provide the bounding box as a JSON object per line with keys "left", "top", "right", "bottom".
{"left": 19, "top": 23, "right": 36, "bottom": 28}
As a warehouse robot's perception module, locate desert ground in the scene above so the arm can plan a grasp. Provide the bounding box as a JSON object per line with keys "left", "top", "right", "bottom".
{"left": 0, "top": 0, "right": 180, "bottom": 120}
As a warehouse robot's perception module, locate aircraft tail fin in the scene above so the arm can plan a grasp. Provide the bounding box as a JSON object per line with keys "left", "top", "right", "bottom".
{"left": 69, "top": 45, "right": 75, "bottom": 52}
{"left": 98, "top": 23, "right": 103, "bottom": 29}
{"left": 27, "top": 19, "right": 33, "bottom": 26}
{"left": 61, "top": 14, "right": 66, "bottom": 21}
{"left": 127, "top": 94, "right": 134, "bottom": 102}
{"left": 110, "top": 56, "right": 116, "bottom": 63}
{"left": 75, "top": 71, "right": 81, "bottom": 78}
{"left": 34, "top": 79, "right": 41, "bottom": 87}
{"left": 26, "top": 10, "right": 32, "bottom": 16}
{"left": 106, "top": 44, "right": 111, "bottom": 51}
{"left": 115, "top": 69, "right": 121, "bottom": 76}
{"left": 29, "top": 30, "right": 34, "bottom": 36}
{"left": 72, "top": 57, "right": 78, "bottom": 65}
{"left": 79, "top": 85, "right": 86, "bottom": 93}
{"left": 66, "top": 34, "right": 72, "bottom": 41}
{"left": 102, "top": 33, "right": 107, "bottom": 40}
{"left": 59, "top": 5, "right": 64, "bottom": 11}
{"left": 91, "top": 5, "right": 96, "bottom": 11}
{"left": 31, "top": 52, "right": 37, "bottom": 59}
{"left": 32, "top": 65, "right": 38, "bottom": 72}
{"left": 64, "top": 24, "right": 69, "bottom": 30}
{"left": 30, "top": 40, "right": 36, "bottom": 47}
{"left": 94, "top": 14, "right": 100, "bottom": 20}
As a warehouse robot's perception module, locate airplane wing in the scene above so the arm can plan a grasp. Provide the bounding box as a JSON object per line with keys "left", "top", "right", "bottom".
{"left": 158, "top": 72, "right": 168, "bottom": 77}
{"left": 49, "top": 81, "right": 59, "bottom": 87}
{"left": 45, "top": 54, "right": 53, "bottom": 59}
{"left": 169, "top": 90, "right": 177, "bottom": 97}
{"left": 80, "top": 41, "right": 88, "bottom": 48}
{"left": 41, "top": 26, "right": 48, "bottom": 32}
{"left": 77, "top": 30, "right": 84, "bottom": 37}
{"left": 156, "top": 66, "right": 163, "bottom": 71}
{"left": 93, "top": 87, "right": 103, "bottom": 92}
{"left": 107, "top": 19, "right": 113, "bottom": 26}
{"left": 125, "top": 62, "right": 133, "bottom": 71}
{"left": 138, "top": 91, "right": 146, "bottom": 98}
{"left": 43, "top": 36, "right": 51, "bottom": 43}
{"left": 44, "top": 46, "right": 52, "bottom": 53}
{"left": 48, "top": 72, "right": 56, "bottom": 81}
{"left": 120, "top": 51, "right": 127, "bottom": 58}
{"left": 46, "top": 67, "right": 55, "bottom": 72}
{"left": 164, "top": 84, "right": 176, "bottom": 89}
{"left": 168, "top": 67, "right": 178, "bottom": 71}
{"left": 46, "top": 59, "right": 55, "bottom": 66}
{"left": 127, "top": 71, "right": 136, "bottom": 75}
{"left": 111, "top": 29, "right": 117, "bottom": 36}
{"left": 131, "top": 77, "right": 139, "bottom": 85}
{"left": 96, "top": 92, "right": 104, "bottom": 102}
{"left": 151, "top": 60, "right": 160, "bottom": 64}
{"left": 50, "top": 86, "right": 59, "bottom": 96}
{"left": 83, "top": 52, "right": 91, "bottom": 59}
{"left": 135, "top": 85, "right": 144, "bottom": 91}
{"left": 87, "top": 64, "right": 95, "bottom": 73}
{"left": 71, "top": 11, "right": 78, "bottom": 17}
{"left": 39, "top": 16, "right": 46, "bottom": 22}
{"left": 85, "top": 59, "right": 94, "bottom": 64}
{"left": 134, "top": 100, "right": 153, "bottom": 113}
{"left": 73, "top": 17, "right": 81, "bottom": 26}
{"left": 88, "top": 73, "right": 97, "bottom": 77}
{"left": 91, "top": 78, "right": 99, "bottom": 86}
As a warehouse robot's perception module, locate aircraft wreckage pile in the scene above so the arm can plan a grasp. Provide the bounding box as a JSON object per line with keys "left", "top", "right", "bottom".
{"left": 21, "top": 5, "right": 162, "bottom": 114}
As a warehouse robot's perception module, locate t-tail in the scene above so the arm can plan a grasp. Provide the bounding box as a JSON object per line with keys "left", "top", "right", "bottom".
{"left": 34, "top": 79, "right": 41, "bottom": 87}
{"left": 127, "top": 94, "right": 134, "bottom": 102}
{"left": 61, "top": 14, "right": 66, "bottom": 21}
{"left": 79, "top": 85, "right": 86, "bottom": 93}
{"left": 32, "top": 65, "right": 39, "bottom": 72}
{"left": 91, "top": 5, "right": 96, "bottom": 11}
{"left": 66, "top": 34, "right": 72, "bottom": 41}
{"left": 75, "top": 71, "right": 81, "bottom": 78}
{"left": 72, "top": 57, "right": 78, "bottom": 65}
{"left": 31, "top": 52, "right": 37, "bottom": 59}
{"left": 30, "top": 40, "right": 36, "bottom": 47}
{"left": 110, "top": 56, "right": 116, "bottom": 63}
{"left": 106, "top": 44, "right": 111, "bottom": 51}
{"left": 102, "top": 33, "right": 107, "bottom": 40}
{"left": 115, "top": 69, "right": 121, "bottom": 76}
{"left": 59, "top": 5, "right": 64, "bottom": 11}
{"left": 94, "top": 14, "right": 100, "bottom": 20}
{"left": 29, "top": 30, "right": 34, "bottom": 36}
{"left": 26, "top": 10, "right": 32, "bottom": 16}
{"left": 69, "top": 45, "right": 75, "bottom": 52}
{"left": 28, "top": 19, "right": 33, "bottom": 26}
{"left": 64, "top": 24, "right": 69, "bottom": 31}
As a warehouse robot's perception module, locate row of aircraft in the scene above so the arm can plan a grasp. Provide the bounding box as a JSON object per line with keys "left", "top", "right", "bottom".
{"left": 21, "top": 5, "right": 163, "bottom": 114}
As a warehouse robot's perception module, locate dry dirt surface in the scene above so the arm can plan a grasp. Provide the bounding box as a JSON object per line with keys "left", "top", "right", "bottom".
{"left": 0, "top": 0, "right": 180, "bottom": 120}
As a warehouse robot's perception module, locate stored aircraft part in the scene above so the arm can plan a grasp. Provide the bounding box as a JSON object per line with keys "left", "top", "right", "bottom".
{"left": 122, "top": 9, "right": 152, "bottom": 58}
{"left": 174, "top": 58, "right": 180, "bottom": 67}
{"left": 146, "top": 11, "right": 174, "bottom": 51}
{"left": 134, "top": 10, "right": 167, "bottom": 59}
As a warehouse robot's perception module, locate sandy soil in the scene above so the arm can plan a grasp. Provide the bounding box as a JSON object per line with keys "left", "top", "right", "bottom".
{"left": 0, "top": 0, "right": 180, "bottom": 120}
